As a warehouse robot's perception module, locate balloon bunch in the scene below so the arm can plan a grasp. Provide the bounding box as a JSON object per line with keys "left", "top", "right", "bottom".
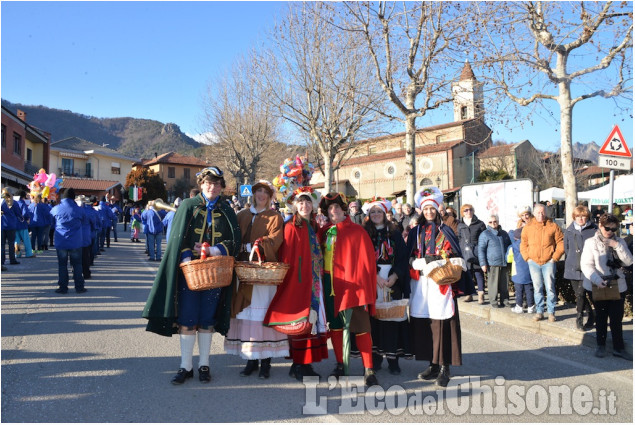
{"left": 272, "top": 155, "right": 315, "bottom": 202}
{"left": 28, "top": 168, "right": 63, "bottom": 200}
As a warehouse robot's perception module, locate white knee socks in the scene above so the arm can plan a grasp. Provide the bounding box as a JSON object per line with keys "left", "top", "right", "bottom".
{"left": 198, "top": 332, "right": 213, "bottom": 368}
{"left": 179, "top": 334, "right": 196, "bottom": 371}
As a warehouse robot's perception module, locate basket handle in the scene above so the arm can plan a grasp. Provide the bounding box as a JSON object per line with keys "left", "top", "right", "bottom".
{"left": 249, "top": 240, "right": 263, "bottom": 265}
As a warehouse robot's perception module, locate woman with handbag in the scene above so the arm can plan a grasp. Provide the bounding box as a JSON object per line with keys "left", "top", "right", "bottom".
{"left": 581, "top": 213, "right": 633, "bottom": 360}
{"left": 361, "top": 198, "right": 411, "bottom": 375}
{"left": 263, "top": 187, "right": 329, "bottom": 381}
{"left": 407, "top": 187, "right": 468, "bottom": 387}
{"left": 224, "top": 180, "right": 287, "bottom": 379}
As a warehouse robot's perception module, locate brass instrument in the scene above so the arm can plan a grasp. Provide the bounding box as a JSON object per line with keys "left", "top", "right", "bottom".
{"left": 153, "top": 198, "right": 176, "bottom": 212}
{"left": 2, "top": 188, "right": 14, "bottom": 208}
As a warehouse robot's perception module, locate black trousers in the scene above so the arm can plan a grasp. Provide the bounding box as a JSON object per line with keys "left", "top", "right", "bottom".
{"left": 570, "top": 280, "right": 593, "bottom": 316}
{"left": 594, "top": 293, "right": 625, "bottom": 350}
{"left": 82, "top": 245, "right": 91, "bottom": 278}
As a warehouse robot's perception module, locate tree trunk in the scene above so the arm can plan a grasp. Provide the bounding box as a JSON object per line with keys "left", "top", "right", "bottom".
{"left": 557, "top": 56, "right": 577, "bottom": 227}
{"left": 323, "top": 151, "right": 333, "bottom": 194}
{"left": 404, "top": 114, "right": 417, "bottom": 206}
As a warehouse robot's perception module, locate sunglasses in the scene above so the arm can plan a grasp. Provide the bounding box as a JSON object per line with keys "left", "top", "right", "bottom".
{"left": 603, "top": 226, "right": 618, "bottom": 233}
{"left": 196, "top": 166, "right": 223, "bottom": 178}
{"left": 463, "top": 208, "right": 474, "bottom": 213}
{"left": 488, "top": 221, "right": 498, "bottom": 224}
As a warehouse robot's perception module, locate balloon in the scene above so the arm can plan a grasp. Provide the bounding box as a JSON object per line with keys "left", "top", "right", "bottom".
{"left": 280, "top": 185, "right": 287, "bottom": 192}
{"left": 288, "top": 167, "right": 302, "bottom": 177}
{"left": 42, "top": 186, "right": 50, "bottom": 198}
{"left": 54, "top": 179, "right": 63, "bottom": 190}
{"left": 45, "top": 173, "right": 56, "bottom": 187}
{"left": 33, "top": 171, "right": 47, "bottom": 184}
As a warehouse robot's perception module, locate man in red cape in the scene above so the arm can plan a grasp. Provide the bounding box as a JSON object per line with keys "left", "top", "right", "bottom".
{"left": 318, "top": 192, "right": 378, "bottom": 386}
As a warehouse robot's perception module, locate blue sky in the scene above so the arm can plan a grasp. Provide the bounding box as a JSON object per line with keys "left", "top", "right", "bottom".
{"left": 1, "top": 1, "right": 632, "bottom": 154}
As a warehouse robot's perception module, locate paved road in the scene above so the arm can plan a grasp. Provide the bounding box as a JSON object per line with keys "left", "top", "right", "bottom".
{"left": 1, "top": 226, "right": 632, "bottom": 422}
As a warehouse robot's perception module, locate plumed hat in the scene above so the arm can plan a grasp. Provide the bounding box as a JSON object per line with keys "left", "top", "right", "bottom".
{"left": 289, "top": 186, "right": 321, "bottom": 212}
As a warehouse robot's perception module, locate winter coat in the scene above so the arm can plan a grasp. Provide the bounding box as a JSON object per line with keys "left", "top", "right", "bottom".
{"left": 15, "top": 199, "right": 31, "bottom": 230}
{"left": 581, "top": 232, "right": 633, "bottom": 293}
{"left": 520, "top": 218, "right": 564, "bottom": 265}
{"left": 508, "top": 228, "right": 532, "bottom": 285}
{"left": 1, "top": 200, "right": 22, "bottom": 230}
{"left": 457, "top": 215, "right": 486, "bottom": 269}
{"left": 28, "top": 202, "right": 51, "bottom": 228}
{"left": 51, "top": 199, "right": 86, "bottom": 250}
{"left": 478, "top": 225, "right": 512, "bottom": 267}
{"left": 563, "top": 221, "right": 597, "bottom": 281}
{"left": 141, "top": 207, "right": 164, "bottom": 235}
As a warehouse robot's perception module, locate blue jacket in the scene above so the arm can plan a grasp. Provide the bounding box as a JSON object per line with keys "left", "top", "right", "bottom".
{"left": 86, "top": 205, "right": 98, "bottom": 237}
{"left": 16, "top": 199, "right": 31, "bottom": 230}
{"left": 29, "top": 202, "right": 51, "bottom": 227}
{"left": 1, "top": 200, "right": 22, "bottom": 230}
{"left": 508, "top": 228, "right": 532, "bottom": 284}
{"left": 563, "top": 220, "right": 597, "bottom": 281}
{"left": 97, "top": 201, "right": 116, "bottom": 229}
{"left": 478, "top": 225, "right": 511, "bottom": 267}
{"left": 79, "top": 203, "right": 93, "bottom": 247}
{"left": 51, "top": 199, "right": 86, "bottom": 250}
{"left": 141, "top": 208, "right": 164, "bottom": 235}
{"left": 162, "top": 210, "right": 176, "bottom": 240}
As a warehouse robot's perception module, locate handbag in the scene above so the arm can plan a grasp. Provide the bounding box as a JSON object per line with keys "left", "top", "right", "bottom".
{"left": 591, "top": 280, "right": 620, "bottom": 301}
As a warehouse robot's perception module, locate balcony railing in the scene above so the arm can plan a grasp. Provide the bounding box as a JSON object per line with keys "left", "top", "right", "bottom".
{"left": 58, "top": 168, "right": 93, "bottom": 178}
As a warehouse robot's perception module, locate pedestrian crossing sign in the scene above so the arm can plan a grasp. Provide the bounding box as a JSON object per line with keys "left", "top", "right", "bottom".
{"left": 240, "top": 185, "right": 252, "bottom": 197}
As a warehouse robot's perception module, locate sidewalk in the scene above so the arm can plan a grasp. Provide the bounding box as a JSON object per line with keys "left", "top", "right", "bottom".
{"left": 459, "top": 295, "right": 633, "bottom": 351}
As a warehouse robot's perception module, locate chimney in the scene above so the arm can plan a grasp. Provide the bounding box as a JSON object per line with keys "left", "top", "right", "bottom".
{"left": 17, "top": 109, "right": 27, "bottom": 122}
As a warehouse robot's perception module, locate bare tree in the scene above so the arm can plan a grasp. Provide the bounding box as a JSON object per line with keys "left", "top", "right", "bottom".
{"left": 201, "top": 54, "right": 281, "bottom": 195}
{"left": 256, "top": 2, "right": 386, "bottom": 193}
{"left": 341, "top": 1, "right": 474, "bottom": 205}
{"left": 473, "top": 1, "right": 633, "bottom": 225}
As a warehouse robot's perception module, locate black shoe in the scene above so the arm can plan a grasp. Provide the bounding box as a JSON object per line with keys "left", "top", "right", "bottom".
{"left": 364, "top": 368, "right": 378, "bottom": 386}
{"left": 259, "top": 358, "right": 271, "bottom": 379}
{"left": 329, "top": 362, "right": 345, "bottom": 378}
{"left": 171, "top": 368, "right": 193, "bottom": 385}
{"left": 436, "top": 365, "right": 450, "bottom": 387}
{"left": 114, "top": 239, "right": 118, "bottom": 242}
{"left": 595, "top": 346, "right": 606, "bottom": 358}
{"left": 289, "top": 363, "right": 300, "bottom": 378}
{"left": 76, "top": 288, "right": 87, "bottom": 294}
{"left": 295, "top": 364, "right": 321, "bottom": 382}
{"left": 417, "top": 363, "right": 440, "bottom": 380}
{"left": 54, "top": 288, "right": 68, "bottom": 294}
{"left": 198, "top": 366, "right": 211, "bottom": 382}
{"left": 10, "top": 260, "right": 20, "bottom": 265}
{"left": 240, "top": 360, "right": 259, "bottom": 377}
{"left": 387, "top": 358, "right": 401, "bottom": 375}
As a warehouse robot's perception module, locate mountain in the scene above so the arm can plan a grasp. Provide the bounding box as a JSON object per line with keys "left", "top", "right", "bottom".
{"left": 1, "top": 99, "right": 202, "bottom": 159}
{"left": 570, "top": 141, "right": 601, "bottom": 163}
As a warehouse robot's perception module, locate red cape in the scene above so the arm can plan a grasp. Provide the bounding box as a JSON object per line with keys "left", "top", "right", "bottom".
{"left": 264, "top": 221, "right": 314, "bottom": 326}
{"left": 320, "top": 217, "right": 377, "bottom": 315}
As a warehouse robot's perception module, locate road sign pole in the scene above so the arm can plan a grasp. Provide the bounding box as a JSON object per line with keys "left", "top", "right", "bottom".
{"left": 609, "top": 169, "right": 615, "bottom": 211}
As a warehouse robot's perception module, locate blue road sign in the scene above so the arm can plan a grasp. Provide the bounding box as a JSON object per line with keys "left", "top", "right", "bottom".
{"left": 240, "top": 185, "right": 252, "bottom": 197}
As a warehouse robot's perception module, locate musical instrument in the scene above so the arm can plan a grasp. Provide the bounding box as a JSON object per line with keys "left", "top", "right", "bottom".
{"left": 153, "top": 198, "right": 177, "bottom": 212}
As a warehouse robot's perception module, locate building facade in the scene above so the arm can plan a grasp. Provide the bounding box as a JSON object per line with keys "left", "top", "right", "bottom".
{"left": 1, "top": 107, "right": 51, "bottom": 192}
{"left": 310, "top": 61, "right": 492, "bottom": 201}
{"left": 134, "top": 152, "right": 210, "bottom": 201}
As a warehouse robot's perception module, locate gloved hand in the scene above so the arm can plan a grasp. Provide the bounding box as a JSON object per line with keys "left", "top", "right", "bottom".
{"left": 209, "top": 246, "right": 221, "bottom": 257}
{"left": 181, "top": 257, "right": 192, "bottom": 264}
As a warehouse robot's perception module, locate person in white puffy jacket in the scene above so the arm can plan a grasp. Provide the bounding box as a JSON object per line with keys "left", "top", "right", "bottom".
{"left": 581, "top": 213, "right": 633, "bottom": 360}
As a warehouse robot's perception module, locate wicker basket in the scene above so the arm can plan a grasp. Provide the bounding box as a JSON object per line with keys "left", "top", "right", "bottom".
{"left": 234, "top": 246, "right": 290, "bottom": 285}
{"left": 179, "top": 256, "right": 234, "bottom": 291}
{"left": 427, "top": 261, "right": 463, "bottom": 285}
{"left": 375, "top": 299, "right": 409, "bottom": 321}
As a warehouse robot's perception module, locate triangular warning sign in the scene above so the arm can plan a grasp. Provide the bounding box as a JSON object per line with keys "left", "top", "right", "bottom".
{"left": 599, "top": 125, "right": 632, "bottom": 157}
{"left": 241, "top": 187, "right": 251, "bottom": 196}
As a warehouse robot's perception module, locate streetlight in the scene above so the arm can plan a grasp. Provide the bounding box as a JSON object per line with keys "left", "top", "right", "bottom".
{"left": 436, "top": 176, "right": 441, "bottom": 188}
